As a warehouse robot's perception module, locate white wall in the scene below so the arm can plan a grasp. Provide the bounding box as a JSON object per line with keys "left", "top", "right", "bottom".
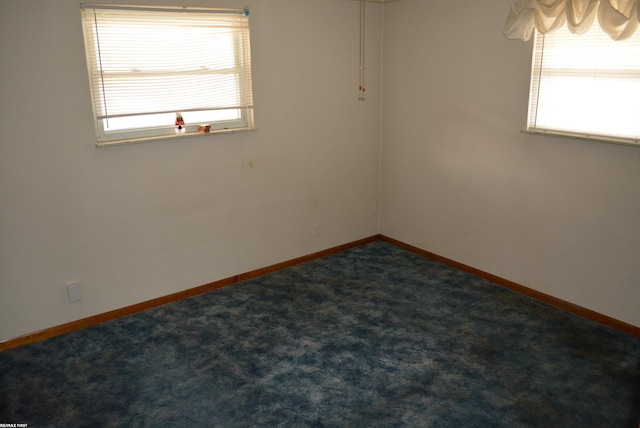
{"left": 381, "top": 0, "right": 640, "bottom": 327}
{"left": 2, "top": 0, "right": 639, "bottom": 344}
{"left": 0, "top": 0, "right": 382, "bottom": 342}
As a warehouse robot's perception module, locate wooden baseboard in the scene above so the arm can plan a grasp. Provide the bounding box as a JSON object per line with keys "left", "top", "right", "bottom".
{"left": 2, "top": 233, "right": 637, "bottom": 352}
{"left": 378, "top": 235, "right": 640, "bottom": 339}
{"left": 0, "top": 236, "right": 378, "bottom": 353}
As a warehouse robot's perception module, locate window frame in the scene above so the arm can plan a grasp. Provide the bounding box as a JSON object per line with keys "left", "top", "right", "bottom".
{"left": 525, "top": 25, "right": 640, "bottom": 147}
{"left": 80, "top": 4, "right": 255, "bottom": 147}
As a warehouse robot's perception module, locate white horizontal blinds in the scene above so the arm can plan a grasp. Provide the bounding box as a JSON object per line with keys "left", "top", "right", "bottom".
{"left": 529, "top": 24, "right": 640, "bottom": 141}
{"left": 81, "top": 5, "right": 253, "bottom": 132}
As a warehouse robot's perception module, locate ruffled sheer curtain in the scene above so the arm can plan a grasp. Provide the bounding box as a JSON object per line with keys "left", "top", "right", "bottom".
{"left": 504, "top": 0, "right": 639, "bottom": 41}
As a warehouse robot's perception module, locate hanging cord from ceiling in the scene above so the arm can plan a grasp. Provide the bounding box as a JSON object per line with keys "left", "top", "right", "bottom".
{"left": 358, "top": 0, "right": 366, "bottom": 101}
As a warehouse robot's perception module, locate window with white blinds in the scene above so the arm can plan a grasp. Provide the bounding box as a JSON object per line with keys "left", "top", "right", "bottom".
{"left": 528, "top": 24, "right": 640, "bottom": 145}
{"left": 81, "top": 5, "right": 254, "bottom": 145}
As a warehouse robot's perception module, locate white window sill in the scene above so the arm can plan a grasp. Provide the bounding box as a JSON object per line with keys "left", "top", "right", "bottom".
{"left": 522, "top": 129, "right": 640, "bottom": 148}
{"left": 95, "top": 127, "right": 257, "bottom": 148}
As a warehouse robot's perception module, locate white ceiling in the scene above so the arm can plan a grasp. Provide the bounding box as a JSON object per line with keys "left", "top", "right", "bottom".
{"left": 349, "top": 0, "right": 403, "bottom": 3}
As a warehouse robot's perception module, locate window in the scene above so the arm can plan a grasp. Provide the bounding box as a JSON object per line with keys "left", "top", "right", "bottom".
{"left": 81, "top": 5, "right": 255, "bottom": 146}
{"left": 527, "top": 24, "right": 640, "bottom": 145}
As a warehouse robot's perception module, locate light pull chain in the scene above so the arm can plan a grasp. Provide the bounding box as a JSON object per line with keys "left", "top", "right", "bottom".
{"left": 358, "top": 0, "right": 366, "bottom": 101}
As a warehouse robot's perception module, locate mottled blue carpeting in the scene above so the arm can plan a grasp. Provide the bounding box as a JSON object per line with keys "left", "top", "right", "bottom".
{"left": 1, "top": 241, "right": 639, "bottom": 427}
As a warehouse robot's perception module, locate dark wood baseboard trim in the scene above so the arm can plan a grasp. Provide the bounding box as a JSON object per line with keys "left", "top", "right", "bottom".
{"left": 3, "top": 233, "right": 637, "bottom": 352}
{"left": 0, "top": 235, "right": 379, "bottom": 353}
{"left": 378, "top": 234, "right": 640, "bottom": 339}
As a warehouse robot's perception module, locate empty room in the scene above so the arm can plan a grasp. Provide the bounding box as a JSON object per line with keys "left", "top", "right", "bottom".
{"left": 1, "top": 0, "right": 639, "bottom": 426}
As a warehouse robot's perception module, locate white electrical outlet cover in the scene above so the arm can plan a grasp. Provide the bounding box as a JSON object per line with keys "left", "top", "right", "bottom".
{"left": 66, "top": 283, "right": 82, "bottom": 303}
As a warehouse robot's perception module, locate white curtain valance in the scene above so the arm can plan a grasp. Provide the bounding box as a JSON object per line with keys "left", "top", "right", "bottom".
{"left": 504, "top": 0, "right": 639, "bottom": 41}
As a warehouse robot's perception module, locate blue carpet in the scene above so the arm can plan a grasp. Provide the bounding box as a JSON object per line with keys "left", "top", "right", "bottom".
{"left": 1, "top": 240, "right": 639, "bottom": 427}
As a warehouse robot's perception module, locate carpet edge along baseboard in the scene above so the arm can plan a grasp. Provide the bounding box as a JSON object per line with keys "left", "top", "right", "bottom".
{"left": 377, "top": 235, "right": 640, "bottom": 340}
{"left": 0, "top": 236, "right": 378, "bottom": 352}
{"left": 1, "top": 234, "right": 638, "bottom": 352}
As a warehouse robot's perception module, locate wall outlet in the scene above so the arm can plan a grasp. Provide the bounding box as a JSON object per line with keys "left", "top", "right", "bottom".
{"left": 312, "top": 223, "right": 320, "bottom": 237}
{"left": 66, "top": 282, "right": 82, "bottom": 303}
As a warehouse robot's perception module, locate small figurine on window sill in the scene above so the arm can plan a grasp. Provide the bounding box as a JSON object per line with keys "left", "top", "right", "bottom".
{"left": 175, "top": 112, "right": 186, "bottom": 134}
